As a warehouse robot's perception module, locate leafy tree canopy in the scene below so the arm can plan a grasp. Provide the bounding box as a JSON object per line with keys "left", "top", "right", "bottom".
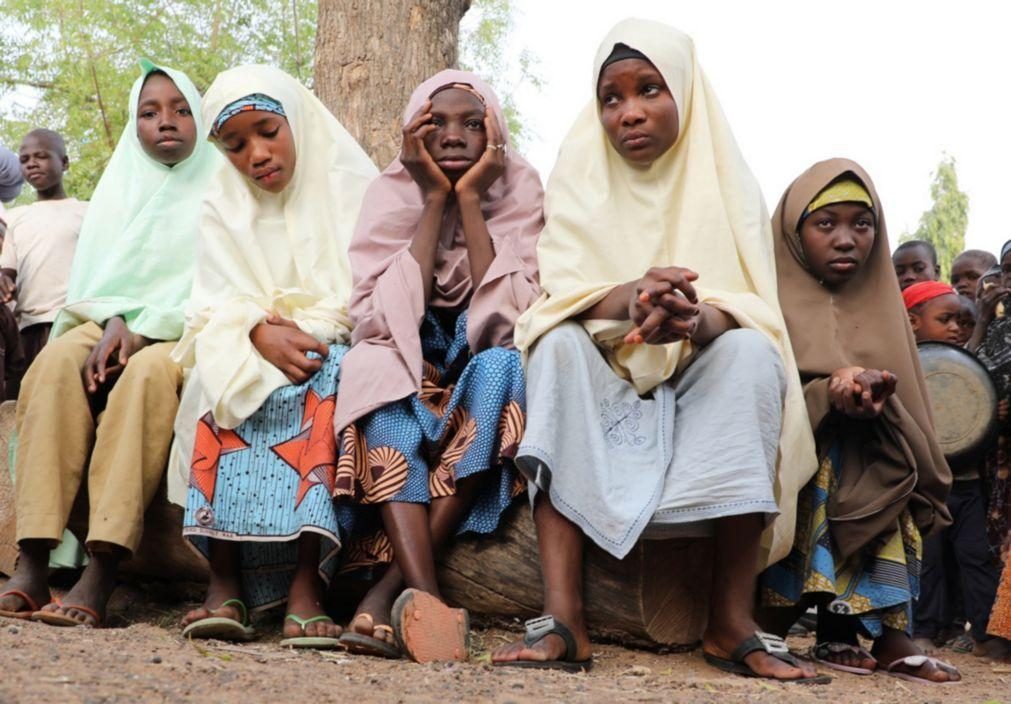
{"left": 901, "top": 154, "right": 970, "bottom": 280}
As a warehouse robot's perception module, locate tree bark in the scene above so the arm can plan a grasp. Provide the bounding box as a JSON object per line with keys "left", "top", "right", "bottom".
{"left": 314, "top": 0, "right": 472, "bottom": 168}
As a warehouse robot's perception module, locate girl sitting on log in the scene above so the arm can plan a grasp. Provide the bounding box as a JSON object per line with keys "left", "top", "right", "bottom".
{"left": 0, "top": 61, "right": 220, "bottom": 628}
{"left": 332, "top": 69, "right": 543, "bottom": 663}
{"left": 491, "top": 18, "right": 821, "bottom": 682}
{"left": 759, "top": 159, "right": 959, "bottom": 683}
{"left": 171, "top": 65, "right": 377, "bottom": 646}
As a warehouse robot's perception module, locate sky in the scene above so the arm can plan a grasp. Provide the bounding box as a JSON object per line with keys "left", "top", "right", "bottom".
{"left": 504, "top": 0, "right": 1011, "bottom": 256}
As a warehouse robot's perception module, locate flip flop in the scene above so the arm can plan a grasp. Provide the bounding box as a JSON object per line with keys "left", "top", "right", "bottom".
{"left": 279, "top": 614, "right": 343, "bottom": 650}
{"left": 0, "top": 589, "right": 50, "bottom": 620}
{"left": 882, "top": 654, "right": 962, "bottom": 685}
{"left": 810, "top": 641, "right": 877, "bottom": 675}
{"left": 181, "top": 598, "right": 255, "bottom": 642}
{"left": 493, "top": 615, "right": 593, "bottom": 673}
{"left": 30, "top": 600, "right": 102, "bottom": 628}
{"left": 391, "top": 588, "right": 469, "bottom": 663}
{"left": 340, "top": 618, "right": 402, "bottom": 659}
{"left": 703, "top": 631, "right": 831, "bottom": 685}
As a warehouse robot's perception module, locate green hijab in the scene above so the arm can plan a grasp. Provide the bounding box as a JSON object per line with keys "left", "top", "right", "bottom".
{"left": 51, "top": 60, "right": 223, "bottom": 340}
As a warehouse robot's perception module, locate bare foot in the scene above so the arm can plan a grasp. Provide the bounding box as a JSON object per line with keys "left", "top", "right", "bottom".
{"left": 703, "top": 618, "right": 820, "bottom": 681}
{"left": 38, "top": 552, "right": 119, "bottom": 626}
{"left": 0, "top": 543, "right": 51, "bottom": 616}
{"left": 284, "top": 573, "right": 340, "bottom": 639}
{"left": 873, "top": 627, "right": 961, "bottom": 683}
{"left": 491, "top": 609, "right": 592, "bottom": 665}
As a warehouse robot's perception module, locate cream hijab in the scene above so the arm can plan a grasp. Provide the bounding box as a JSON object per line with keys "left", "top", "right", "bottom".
{"left": 514, "top": 18, "right": 817, "bottom": 565}
{"left": 168, "top": 65, "right": 376, "bottom": 504}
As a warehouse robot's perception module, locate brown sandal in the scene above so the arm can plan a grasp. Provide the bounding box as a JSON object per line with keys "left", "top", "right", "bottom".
{"left": 31, "top": 600, "right": 102, "bottom": 628}
{"left": 0, "top": 589, "right": 50, "bottom": 620}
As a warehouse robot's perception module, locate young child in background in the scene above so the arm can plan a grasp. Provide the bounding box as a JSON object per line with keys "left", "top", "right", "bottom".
{"left": 951, "top": 250, "right": 997, "bottom": 300}
{"left": 957, "top": 295, "right": 977, "bottom": 347}
{"left": 904, "top": 281, "right": 961, "bottom": 345}
{"left": 892, "top": 240, "right": 940, "bottom": 291}
{"left": 0, "top": 130, "right": 87, "bottom": 398}
{"left": 905, "top": 281, "right": 1006, "bottom": 658}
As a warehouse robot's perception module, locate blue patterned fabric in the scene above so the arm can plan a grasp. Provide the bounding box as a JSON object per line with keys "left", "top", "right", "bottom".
{"left": 212, "top": 93, "right": 286, "bottom": 134}
{"left": 183, "top": 344, "right": 349, "bottom": 610}
{"left": 335, "top": 309, "right": 525, "bottom": 562}
{"left": 761, "top": 442, "right": 922, "bottom": 637}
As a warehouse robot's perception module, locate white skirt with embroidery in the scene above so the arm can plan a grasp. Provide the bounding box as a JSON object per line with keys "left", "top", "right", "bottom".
{"left": 516, "top": 322, "right": 783, "bottom": 559}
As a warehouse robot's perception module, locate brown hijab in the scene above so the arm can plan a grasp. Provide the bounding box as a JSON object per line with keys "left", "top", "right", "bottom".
{"left": 773, "top": 158, "right": 951, "bottom": 558}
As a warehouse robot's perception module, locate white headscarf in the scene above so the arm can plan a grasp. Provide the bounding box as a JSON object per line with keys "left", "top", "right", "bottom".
{"left": 514, "top": 18, "right": 817, "bottom": 565}
{"left": 168, "top": 64, "right": 377, "bottom": 504}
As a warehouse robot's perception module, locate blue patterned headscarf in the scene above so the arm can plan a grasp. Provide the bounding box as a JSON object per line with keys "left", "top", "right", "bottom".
{"left": 212, "top": 93, "right": 286, "bottom": 135}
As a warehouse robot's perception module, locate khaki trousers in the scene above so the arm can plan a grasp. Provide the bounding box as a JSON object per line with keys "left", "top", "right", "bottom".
{"left": 14, "top": 322, "right": 181, "bottom": 554}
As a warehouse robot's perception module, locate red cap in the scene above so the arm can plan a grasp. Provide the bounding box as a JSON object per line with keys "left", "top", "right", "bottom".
{"left": 903, "top": 280, "right": 957, "bottom": 310}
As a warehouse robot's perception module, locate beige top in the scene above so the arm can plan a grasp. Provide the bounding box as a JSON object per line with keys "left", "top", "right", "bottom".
{"left": 0, "top": 198, "right": 87, "bottom": 329}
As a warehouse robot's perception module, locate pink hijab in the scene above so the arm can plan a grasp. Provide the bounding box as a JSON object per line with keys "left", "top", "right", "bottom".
{"left": 333, "top": 69, "right": 544, "bottom": 431}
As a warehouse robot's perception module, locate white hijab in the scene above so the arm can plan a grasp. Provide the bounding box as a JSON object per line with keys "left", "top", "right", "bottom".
{"left": 168, "top": 64, "right": 377, "bottom": 504}
{"left": 514, "top": 18, "right": 817, "bottom": 565}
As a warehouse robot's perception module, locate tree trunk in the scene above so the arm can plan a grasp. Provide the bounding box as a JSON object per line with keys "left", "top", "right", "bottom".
{"left": 314, "top": 0, "right": 472, "bottom": 168}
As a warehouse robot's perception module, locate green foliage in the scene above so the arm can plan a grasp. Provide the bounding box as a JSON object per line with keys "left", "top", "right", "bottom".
{"left": 0, "top": 0, "right": 316, "bottom": 202}
{"left": 901, "top": 154, "right": 970, "bottom": 280}
{"left": 458, "top": 0, "right": 541, "bottom": 149}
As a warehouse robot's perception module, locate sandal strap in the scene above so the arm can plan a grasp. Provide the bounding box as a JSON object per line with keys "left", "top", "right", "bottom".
{"left": 731, "top": 631, "right": 796, "bottom": 667}
{"left": 522, "top": 615, "right": 578, "bottom": 661}
{"left": 886, "top": 654, "right": 957, "bottom": 674}
{"left": 285, "top": 614, "right": 334, "bottom": 633}
{"left": 216, "top": 598, "right": 249, "bottom": 626}
{"left": 56, "top": 602, "right": 102, "bottom": 626}
{"left": 0, "top": 589, "right": 41, "bottom": 613}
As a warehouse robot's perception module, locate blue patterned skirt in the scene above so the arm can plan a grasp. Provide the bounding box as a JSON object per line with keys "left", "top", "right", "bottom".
{"left": 761, "top": 442, "right": 922, "bottom": 637}
{"left": 183, "top": 345, "right": 349, "bottom": 610}
{"left": 334, "top": 309, "right": 525, "bottom": 572}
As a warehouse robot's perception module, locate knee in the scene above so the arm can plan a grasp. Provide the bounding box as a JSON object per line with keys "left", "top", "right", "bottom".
{"left": 120, "top": 347, "right": 181, "bottom": 389}
{"left": 530, "top": 321, "right": 589, "bottom": 356}
{"left": 473, "top": 345, "right": 520, "bottom": 369}
{"left": 709, "top": 329, "right": 785, "bottom": 386}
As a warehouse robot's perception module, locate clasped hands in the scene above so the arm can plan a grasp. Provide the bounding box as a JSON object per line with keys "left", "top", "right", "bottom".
{"left": 828, "top": 366, "right": 897, "bottom": 419}
{"left": 624, "top": 266, "right": 701, "bottom": 346}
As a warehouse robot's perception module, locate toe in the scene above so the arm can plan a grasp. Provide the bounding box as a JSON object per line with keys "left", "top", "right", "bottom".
{"left": 181, "top": 607, "right": 211, "bottom": 626}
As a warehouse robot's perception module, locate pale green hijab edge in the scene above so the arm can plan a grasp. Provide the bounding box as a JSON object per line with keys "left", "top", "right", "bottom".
{"left": 51, "top": 59, "right": 223, "bottom": 340}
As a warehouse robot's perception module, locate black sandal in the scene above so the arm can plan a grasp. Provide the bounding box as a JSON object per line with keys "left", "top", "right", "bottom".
{"left": 493, "top": 615, "right": 593, "bottom": 673}
{"left": 703, "top": 631, "right": 831, "bottom": 685}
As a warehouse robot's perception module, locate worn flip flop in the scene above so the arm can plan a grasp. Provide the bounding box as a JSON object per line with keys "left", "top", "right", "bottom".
{"left": 493, "top": 615, "right": 593, "bottom": 673}
{"left": 279, "top": 614, "right": 343, "bottom": 650}
{"left": 703, "top": 631, "right": 831, "bottom": 685}
{"left": 882, "top": 654, "right": 962, "bottom": 685}
{"left": 182, "top": 598, "right": 255, "bottom": 642}
{"left": 31, "top": 600, "right": 102, "bottom": 628}
{"left": 340, "top": 619, "right": 402, "bottom": 659}
{"left": 810, "top": 641, "right": 876, "bottom": 675}
{"left": 0, "top": 589, "right": 50, "bottom": 621}
{"left": 391, "top": 588, "right": 469, "bottom": 663}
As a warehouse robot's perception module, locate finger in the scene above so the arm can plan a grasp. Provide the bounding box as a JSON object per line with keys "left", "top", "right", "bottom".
{"left": 96, "top": 343, "right": 114, "bottom": 383}
{"left": 405, "top": 103, "right": 433, "bottom": 132}
{"left": 646, "top": 316, "right": 693, "bottom": 345}
{"left": 654, "top": 269, "right": 699, "bottom": 303}
{"left": 413, "top": 123, "right": 438, "bottom": 141}
{"left": 639, "top": 282, "right": 674, "bottom": 302}
{"left": 83, "top": 354, "right": 98, "bottom": 393}
{"left": 315, "top": 341, "right": 330, "bottom": 358}
{"left": 638, "top": 307, "right": 673, "bottom": 341}
{"left": 654, "top": 292, "right": 699, "bottom": 318}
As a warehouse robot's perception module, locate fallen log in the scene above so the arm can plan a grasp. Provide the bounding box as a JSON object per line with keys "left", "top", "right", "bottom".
{"left": 0, "top": 400, "right": 711, "bottom": 645}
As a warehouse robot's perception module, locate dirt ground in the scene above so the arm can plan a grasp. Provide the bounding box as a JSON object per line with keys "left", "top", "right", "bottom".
{"left": 1, "top": 575, "right": 1009, "bottom": 704}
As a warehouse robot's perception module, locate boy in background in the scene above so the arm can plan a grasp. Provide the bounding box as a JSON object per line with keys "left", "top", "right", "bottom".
{"left": 0, "top": 129, "right": 87, "bottom": 398}
{"left": 893, "top": 240, "right": 940, "bottom": 290}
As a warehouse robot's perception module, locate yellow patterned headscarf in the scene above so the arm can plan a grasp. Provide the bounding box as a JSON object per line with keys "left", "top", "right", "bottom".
{"left": 804, "top": 178, "right": 874, "bottom": 217}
